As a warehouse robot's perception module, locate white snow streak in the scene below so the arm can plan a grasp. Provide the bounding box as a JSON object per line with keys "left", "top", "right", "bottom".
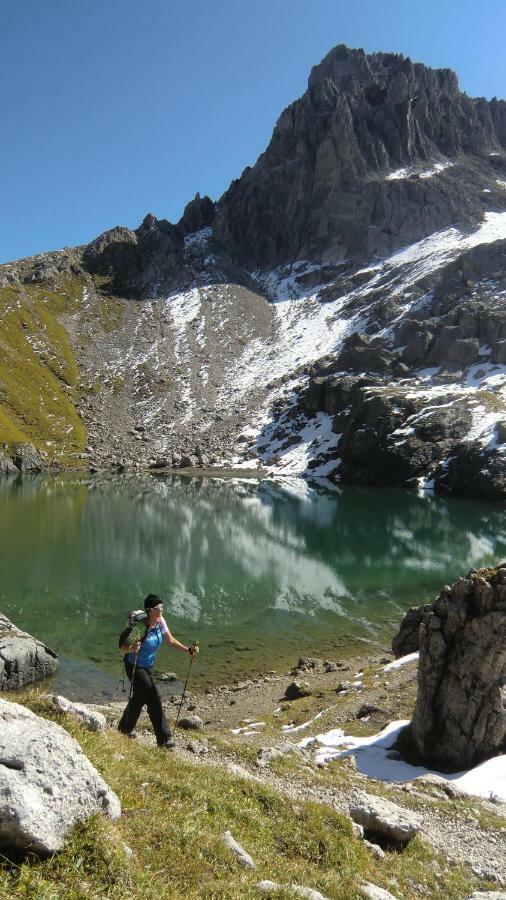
{"left": 299, "top": 720, "right": 506, "bottom": 802}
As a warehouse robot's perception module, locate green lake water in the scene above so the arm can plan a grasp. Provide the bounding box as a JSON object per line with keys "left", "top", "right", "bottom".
{"left": 1, "top": 473, "right": 505, "bottom": 701}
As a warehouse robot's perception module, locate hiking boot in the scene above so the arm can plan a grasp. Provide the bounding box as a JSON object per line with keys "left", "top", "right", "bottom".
{"left": 160, "top": 738, "right": 176, "bottom": 750}
{"left": 118, "top": 726, "right": 137, "bottom": 739}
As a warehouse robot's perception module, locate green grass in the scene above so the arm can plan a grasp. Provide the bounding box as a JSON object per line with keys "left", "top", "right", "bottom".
{"left": 0, "top": 279, "right": 87, "bottom": 464}
{"left": 0, "top": 691, "right": 495, "bottom": 899}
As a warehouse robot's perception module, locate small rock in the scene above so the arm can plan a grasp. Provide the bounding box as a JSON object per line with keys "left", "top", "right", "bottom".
{"left": 178, "top": 715, "right": 203, "bottom": 731}
{"left": 350, "top": 792, "right": 422, "bottom": 844}
{"left": 256, "top": 881, "right": 331, "bottom": 899}
{"left": 52, "top": 695, "right": 106, "bottom": 733}
{"left": 187, "top": 739, "right": 209, "bottom": 755}
{"left": 385, "top": 750, "right": 403, "bottom": 761}
{"left": 363, "top": 839, "right": 386, "bottom": 859}
{"left": 158, "top": 672, "right": 178, "bottom": 682}
{"left": 359, "top": 883, "right": 400, "bottom": 900}
{"left": 357, "top": 704, "right": 383, "bottom": 719}
{"left": 323, "top": 660, "right": 339, "bottom": 672}
{"left": 256, "top": 747, "right": 283, "bottom": 768}
{"left": 351, "top": 821, "right": 364, "bottom": 839}
{"left": 465, "top": 894, "right": 506, "bottom": 899}
{"left": 232, "top": 681, "right": 251, "bottom": 691}
{"left": 296, "top": 657, "right": 322, "bottom": 671}
{"left": 285, "top": 680, "right": 312, "bottom": 700}
{"left": 221, "top": 830, "right": 256, "bottom": 868}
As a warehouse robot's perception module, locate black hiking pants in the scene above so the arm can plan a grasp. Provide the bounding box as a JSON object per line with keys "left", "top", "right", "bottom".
{"left": 118, "top": 661, "right": 171, "bottom": 746}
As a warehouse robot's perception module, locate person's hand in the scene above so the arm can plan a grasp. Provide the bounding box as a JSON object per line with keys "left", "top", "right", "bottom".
{"left": 189, "top": 643, "right": 199, "bottom": 656}
{"left": 131, "top": 639, "right": 141, "bottom": 653}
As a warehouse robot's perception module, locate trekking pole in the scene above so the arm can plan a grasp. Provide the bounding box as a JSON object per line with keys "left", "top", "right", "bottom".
{"left": 176, "top": 641, "right": 199, "bottom": 726}
{"left": 127, "top": 622, "right": 142, "bottom": 705}
{"left": 128, "top": 646, "right": 139, "bottom": 705}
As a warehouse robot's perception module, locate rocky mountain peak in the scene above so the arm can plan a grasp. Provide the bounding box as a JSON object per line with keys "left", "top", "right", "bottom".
{"left": 308, "top": 44, "right": 459, "bottom": 98}
{"left": 213, "top": 43, "right": 506, "bottom": 270}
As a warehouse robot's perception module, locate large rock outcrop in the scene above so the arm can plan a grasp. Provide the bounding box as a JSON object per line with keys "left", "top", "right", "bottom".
{"left": 0, "top": 614, "right": 59, "bottom": 690}
{"left": 402, "top": 566, "right": 506, "bottom": 771}
{"left": 0, "top": 698, "right": 120, "bottom": 853}
{"left": 82, "top": 213, "right": 184, "bottom": 297}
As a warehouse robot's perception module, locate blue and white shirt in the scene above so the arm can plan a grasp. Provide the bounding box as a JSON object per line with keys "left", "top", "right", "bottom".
{"left": 127, "top": 616, "right": 169, "bottom": 668}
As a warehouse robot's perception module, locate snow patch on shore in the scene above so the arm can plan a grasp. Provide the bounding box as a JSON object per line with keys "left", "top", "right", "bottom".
{"left": 299, "top": 720, "right": 506, "bottom": 802}
{"left": 383, "top": 652, "right": 419, "bottom": 671}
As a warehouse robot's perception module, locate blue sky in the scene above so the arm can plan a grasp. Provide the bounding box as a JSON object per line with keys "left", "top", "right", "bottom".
{"left": 1, "top": 0, "right": 505, "bottom": 263}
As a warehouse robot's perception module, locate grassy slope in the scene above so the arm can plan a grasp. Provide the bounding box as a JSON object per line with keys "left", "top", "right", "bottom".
{"left": 0, "top": 692, "right": 491, "bottom": 900}
{"left": 0, "top": 279, "right": 86, "bottom": 465}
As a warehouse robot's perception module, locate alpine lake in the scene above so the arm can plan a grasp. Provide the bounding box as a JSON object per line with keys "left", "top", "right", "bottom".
{"left": 1, "top": 472, "right": 505, "bottom": 702}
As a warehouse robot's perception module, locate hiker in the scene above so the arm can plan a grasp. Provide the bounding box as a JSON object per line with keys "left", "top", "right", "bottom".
{"left": 118, "top": 593, "right": 199, "bottom": 749}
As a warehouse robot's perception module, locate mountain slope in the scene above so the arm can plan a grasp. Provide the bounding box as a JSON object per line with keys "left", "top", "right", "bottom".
{"left": 0, "top": 45, "right": 505, "bottom": 497}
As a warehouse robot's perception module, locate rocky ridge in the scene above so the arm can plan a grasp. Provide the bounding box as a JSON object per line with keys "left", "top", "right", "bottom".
{"left": 1, "top": 45, "right": 506, "bottom": 497}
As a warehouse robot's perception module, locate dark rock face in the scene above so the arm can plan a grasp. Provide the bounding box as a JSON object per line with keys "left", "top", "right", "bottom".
{"left": 291, "top": 230, "right": 506, "bottom": 497}
{"left": 213, "top": 44, "right": 506, "bottom": 270}
{"left": 442, "top": 443, "right": 506, "bottom": 500}
{"left": 0, "top": 614, "right": 59, "bottom": 690}
{"left": 82, "top": 214, "right": 184, "bottom": 298}
{"left": 179, "top": 193, "right": 216, "bottom": 234}
{"left": 335, "top": 389, "right": 473, "bottom": 487}
{"left": 403, "top": 567, "right": 506, "bottom": 771}
{"left": 392, "top": 604, "right": 433, "bottom": 658}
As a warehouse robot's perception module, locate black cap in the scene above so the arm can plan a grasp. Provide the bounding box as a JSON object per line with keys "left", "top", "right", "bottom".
{"left": 144, "top": 593, "right": 162, "bottom": 610}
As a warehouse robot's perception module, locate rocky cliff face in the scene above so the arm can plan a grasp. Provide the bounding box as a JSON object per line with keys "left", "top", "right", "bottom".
{"left": 214, "top": 45, "right": 506, "bottom": 268}
{"left": 0, "top": 44, "right": 505, "bottom": 498}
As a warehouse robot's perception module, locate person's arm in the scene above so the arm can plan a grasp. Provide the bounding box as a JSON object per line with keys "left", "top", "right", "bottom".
{"left": 163, "top": 628, "right": 196, "bottom": 654}
{"left": 160, "top": 616, "right": 199, "bottom": 655}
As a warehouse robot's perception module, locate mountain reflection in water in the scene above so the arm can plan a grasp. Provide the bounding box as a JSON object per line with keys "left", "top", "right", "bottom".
{"left": 0, "top": 473, "right": 504, "bottom": 699}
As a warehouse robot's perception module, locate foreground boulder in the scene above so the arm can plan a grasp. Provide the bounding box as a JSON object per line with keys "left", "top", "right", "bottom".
{"left": 0, "top": 698, "right": 120, "bottom": 853}
{"left": 0, "top": 613, "right": 59, "bottom": 690}
{"left": 403, "top": 566, "right": 506, "bottom": 771}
